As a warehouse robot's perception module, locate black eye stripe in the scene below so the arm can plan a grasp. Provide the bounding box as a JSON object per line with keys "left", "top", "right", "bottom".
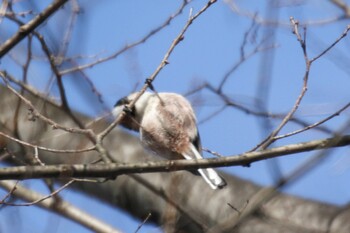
{"left": 131, "top": 106, "right": 136, "bottom": 117}
{"left": 123, "top": 105, "right": 136, "bottom": 117}
{"left": 114, "top": 96, "right": 129, "bottom": 107}
{"left": 114, "top": 96, "right": 137, "bottom": 117}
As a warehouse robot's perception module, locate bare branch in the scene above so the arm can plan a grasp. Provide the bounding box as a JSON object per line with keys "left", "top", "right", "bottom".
{"left": 134, "top": 212, "right": 152, "bottom": 233}
{"left": 330, "top": 0, "right": 350, "bottom": 17}
{"left": 188, "top": 82, "right": 334, "bottom": 136}
{"left": 225, "top": 0, "right": 347, "bottom": 27}
{"left": 0, "top": 180, "right": 122, "bottom": 233}
{"left": 95, "top": 0, "right": 219, "bottom": 162}
{"left": 274, "top": 102, "right": 350, "bottom": 140}
{"left": 0, "top": 0, "right": 69, "bottom": 57}
{"left": 0, "top": 71, "right": 94, "bottom": 137}
{"left": 0, "top": 131, "right": 95, "bottom": 154}
{"left": 1, "top": 180, "right": 74, "bottom": 206}
{"left": 254, "top": 19, "right": 350, "bottom": 151}
{"left": 310, "top": 24, "right": 350, "bottom": 62}
{"left": 1, "top": 135, "right": 350, "bottom": 180}
{"left": 59, "top": 0, "right": 189, "bottom": 75}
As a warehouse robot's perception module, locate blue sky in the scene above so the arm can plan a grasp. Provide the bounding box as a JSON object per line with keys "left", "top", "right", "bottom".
{"left": 1, "top": 0, "right": 350, "bottom": 232}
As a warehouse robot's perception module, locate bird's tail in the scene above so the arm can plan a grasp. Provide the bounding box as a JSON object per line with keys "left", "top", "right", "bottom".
{"left": 197, "top": 168, "right": 227, "bottom": 189}
{"left": 183, "top": 144, "right": 227, "bottom": 190}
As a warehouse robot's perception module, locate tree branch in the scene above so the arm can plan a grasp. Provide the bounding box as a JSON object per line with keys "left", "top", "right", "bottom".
{"left": 1, "top": 83, "right": 350, "bottom": 232}
{"left": 1, "top": 135, "right": 350, "bottom": 180}
{"left": 0, "top": 180, "right": 122, "bottom": 233}
{"left": 0, "top": 0, "right": 69, "bottom": 57}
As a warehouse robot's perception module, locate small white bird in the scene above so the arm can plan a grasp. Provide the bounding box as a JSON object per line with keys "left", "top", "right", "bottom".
{"left": 113, "top": 92, "right": 227, "bottom": 189}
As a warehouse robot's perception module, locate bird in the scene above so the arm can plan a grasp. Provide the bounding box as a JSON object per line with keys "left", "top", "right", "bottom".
{"left": 113, "top": 91, "right": 227, "bottom": 189}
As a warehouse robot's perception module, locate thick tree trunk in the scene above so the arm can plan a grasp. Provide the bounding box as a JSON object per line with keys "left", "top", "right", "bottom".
{"left": 1, "top": 85, "right": 349, "bottom": 233}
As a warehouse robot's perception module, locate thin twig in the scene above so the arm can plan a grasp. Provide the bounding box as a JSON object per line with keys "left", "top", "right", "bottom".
{"left": 0, "top": 0, "right": 69, "bottom": 57}
{"left": 310, "top": 24, "right": 350, "bottom": 62}
{"left": 225, "top": 0, "right": 346, "bottom": 27}
{"left": 0, "top": 71, "right": 94, "bottom": 136}
{"left": 0, "top": 180, "right": 19, "bottom": 203}
{"left": 134, "top": 213, "right": 152, "bottom": 233}
{"left": 0, "top": 131, "right": 95, "bottom": 154}
{"left": 4, "top": 10, "right": 92, "bottom": 135}
{"left": 216, "top": 121, "right": 350, "bottom": 232}
{"left": 187, "top": 82, "right": 334, "bottom": 135}
{"left": 96, "top": 0, "right": 219, "bottom": 161}
{"left": 218, "top": 13, "right": 277, "bottom": 91}
{"left": 59, "top": 0, "right": 189, "bottom": 75}
{"left": 0, "top": 180, "right": 122, "bottom": 233}
{"left": 274, "top": 102, "right": 350, "bottom": 140}
{"left": 1, "top": 180, "right": 74, "bottom": 206}
{"left": 254, "top": 18, "right": 350, "bottom": 151}
{"left": 3, "top": 71, "right": 61, "bottom": 107}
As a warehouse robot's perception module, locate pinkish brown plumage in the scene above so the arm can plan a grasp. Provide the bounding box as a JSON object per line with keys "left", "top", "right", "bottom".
{"left": 113, "top": 92, "right": 227, "bottom": 189}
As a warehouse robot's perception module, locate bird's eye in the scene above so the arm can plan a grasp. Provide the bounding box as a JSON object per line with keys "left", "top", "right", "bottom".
{"left": 123, "top": 105, "right": 135, "bottom": 116}
{"left": 114, "top": 96, "right": 129, "bottom": 107}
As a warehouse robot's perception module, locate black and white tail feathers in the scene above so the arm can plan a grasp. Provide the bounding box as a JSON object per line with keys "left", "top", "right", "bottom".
{"left": 182, "top": 144, "right": 227, "bottom": 190}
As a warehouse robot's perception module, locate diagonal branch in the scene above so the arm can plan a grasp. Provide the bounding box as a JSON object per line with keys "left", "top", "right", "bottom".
{"left": 95, "top": 0, "right": 219, "bottom": 162}
{"left": 0, "top": 180, "right": 122, "bottom": 233}
{"left": 0, "top": 0, "right": 69, "bottom": 57}
{"left": 59, "top": 0, "right": 189, "bottom": 75}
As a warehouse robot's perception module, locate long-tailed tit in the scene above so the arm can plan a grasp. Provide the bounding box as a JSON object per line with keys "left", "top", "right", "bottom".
{"left": 113, "top": 92, "right": 227, "bottom": 189}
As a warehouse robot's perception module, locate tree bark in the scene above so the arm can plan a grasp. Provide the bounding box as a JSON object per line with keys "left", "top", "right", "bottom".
{"left": 1, "top": 85, "right": 349, "bottom": 233}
